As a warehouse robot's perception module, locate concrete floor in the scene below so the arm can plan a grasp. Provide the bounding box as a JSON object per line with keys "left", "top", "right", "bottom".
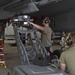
{"left": 0, "top": 40, "right": 61, "bottom": 75}
{"left": 0, "top": 42, "right": 21, "bottom": 75}
{"left": 0, "top": 67, "right": 10, "bottom": 75}
{"left": 4, "top": 43, "right": 21, "bottom": 69}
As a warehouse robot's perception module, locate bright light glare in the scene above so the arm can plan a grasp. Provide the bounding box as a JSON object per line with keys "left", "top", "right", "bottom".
{"left": 14, "top": 19, "right": 18, "bottom": 21}
{"left": 24, "top": 15, "right": 28, "bottom": 18}
{"left": 24, "top": 22, "right": 28, "bottom": 24}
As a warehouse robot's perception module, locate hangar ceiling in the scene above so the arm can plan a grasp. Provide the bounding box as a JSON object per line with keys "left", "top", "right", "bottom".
{"left": 0, "top": 0, "right": 12, "bottom": 7}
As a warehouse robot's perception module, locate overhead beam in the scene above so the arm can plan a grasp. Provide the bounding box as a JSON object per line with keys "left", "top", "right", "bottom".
{"left": 37, "top": 0, "right": 62, "bottom": 6}
{"left": 22, "top": 3, "right": 39, "bottom": 14}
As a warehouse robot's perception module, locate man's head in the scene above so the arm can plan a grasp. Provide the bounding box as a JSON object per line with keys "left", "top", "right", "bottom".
{"left": 42, "top": 17, "right": 51, "bottom": 26}
{"left": 71, "top": 32, "right": 75, "bottom": 43}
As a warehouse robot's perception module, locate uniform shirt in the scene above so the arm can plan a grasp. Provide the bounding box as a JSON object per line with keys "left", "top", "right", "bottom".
{"left": 41, "top": 26, "right": 52, "bottom": 47}
{"left": 60, "top": 47, "right": 75, "bottom": 75}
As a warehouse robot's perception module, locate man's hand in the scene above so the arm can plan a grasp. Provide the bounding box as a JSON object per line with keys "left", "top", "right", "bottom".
{"left": 28, "top": 21, "right": 34, "bottom": 25}
{"left": 28, "top": 21, "right": 44, "bottom": 31}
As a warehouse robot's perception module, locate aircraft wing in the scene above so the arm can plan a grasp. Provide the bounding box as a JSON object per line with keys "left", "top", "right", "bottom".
{"left": 0, "top": 0, "right": 75, "bottom": 20}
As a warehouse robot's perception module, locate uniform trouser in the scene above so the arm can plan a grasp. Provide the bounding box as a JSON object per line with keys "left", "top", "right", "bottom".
{"left": 45, "top": 46, "right": 53, "bottom": 62}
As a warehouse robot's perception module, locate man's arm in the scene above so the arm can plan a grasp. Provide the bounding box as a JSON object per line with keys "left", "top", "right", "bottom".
{"left": 60, "top": 63, "right": 66, "bottom": 72}
{"left": 29, "top": 22, "right": 44, "bottom": 31}
{"left": 59, "top": 52, "right": 66, "bottom": 72}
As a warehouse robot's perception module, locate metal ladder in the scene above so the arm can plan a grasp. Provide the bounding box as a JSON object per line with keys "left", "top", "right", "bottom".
{"left": 0, "top": 38, "right": 6, "bottom": 68}
{"left": 13, "top": 24, "right": 47, "bottom": 65}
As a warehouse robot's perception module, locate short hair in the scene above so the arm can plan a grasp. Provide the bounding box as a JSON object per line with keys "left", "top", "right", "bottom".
{"left": 71, "top": 32, "right": 75, "bottom": 37}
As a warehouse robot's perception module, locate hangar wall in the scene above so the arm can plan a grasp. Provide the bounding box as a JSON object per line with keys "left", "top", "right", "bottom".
{"left": 54, "top": 10, "right": 75, "bottom": 32}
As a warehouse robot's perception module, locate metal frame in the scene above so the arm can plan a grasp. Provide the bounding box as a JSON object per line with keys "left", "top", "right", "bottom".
{"left": 13, "top": 22, "right": 47, "bottom": 65}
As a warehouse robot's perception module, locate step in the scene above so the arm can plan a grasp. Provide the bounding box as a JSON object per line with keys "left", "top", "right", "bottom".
{"left": 0, "top": 54, "right": 4, "bottom": 56}
{"left": 0, "top": 48, "right": 3, "bottom": 50}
